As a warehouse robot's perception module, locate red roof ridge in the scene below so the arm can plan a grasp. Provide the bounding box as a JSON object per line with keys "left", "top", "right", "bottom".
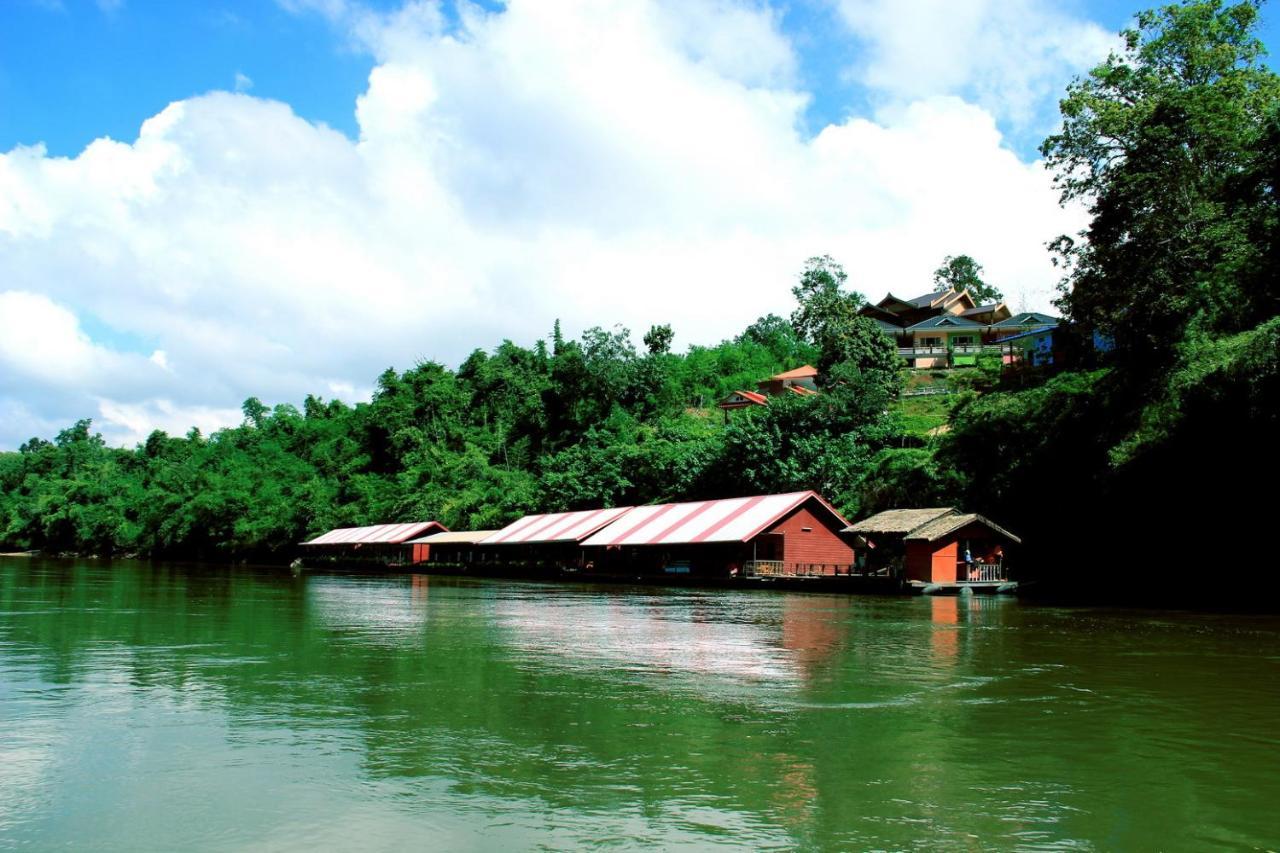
{"left": 719, "top": 389, "right": 768, "bottom": 407}
{"left": 770, "top": 365, "right": 818, "bottom": 380}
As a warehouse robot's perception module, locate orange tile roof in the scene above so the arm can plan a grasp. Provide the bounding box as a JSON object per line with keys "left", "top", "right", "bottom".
{"left": 770, "top": 365, "right": 818, "bottom": 380}
{"left": 718, "top": 390, "right": 769, "bottom": 408}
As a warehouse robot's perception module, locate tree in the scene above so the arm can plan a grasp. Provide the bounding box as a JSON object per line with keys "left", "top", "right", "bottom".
{"left": 1040, "top": 0, "right": 1280, "bottom": 370}
{"left": 643, "top": 323, "right": 674, "bottom": 355}
{"left": 738, "top": 314, "right": 816, "bottom": 367}
{"left": 242, "top": 398, "right": 269, "bottom": 428}
{"left": 790, "top": 255, "right": 863, "bottom": 346}
{"left": 788, "top": 256, "right": 902, "bottom": 399}
{"left": 933, "top": 254, "right": 1003, "bottom": 304}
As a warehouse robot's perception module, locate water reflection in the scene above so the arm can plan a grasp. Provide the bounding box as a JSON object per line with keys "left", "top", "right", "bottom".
{"left": 2, "top": 559, "right": 1279, "bottom": 850}
{"left": 929, "top": 594, "right": 960, "bottom": 663}
{"left": 491, "top": 589, "right": 803, "bottom": 688}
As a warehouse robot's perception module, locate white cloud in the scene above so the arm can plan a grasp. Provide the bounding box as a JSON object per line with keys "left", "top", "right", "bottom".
{"left": 0, "top": 291, "right": 242, "bottom": 445}
{"left": 94, "top": 399, "right": 243, "bottom": 446}
{"left": 0, "top": 0, "right": 1088, "bottom": 448}
{"left": 234, "top": 71, "right": 254, "bottom": 92}
{"left": 833, "top": 0, "right": 1115, "bottom": 129}
{"left": 0, "top": 291, "right": 104, "bottom": 383}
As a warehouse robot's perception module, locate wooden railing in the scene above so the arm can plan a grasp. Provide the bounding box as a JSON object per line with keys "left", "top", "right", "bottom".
{"left": 743, "top": 560, "right": 884, "bottom": 579}
{"left": 963, "top": 563, "right": 1007, "bottom": 582}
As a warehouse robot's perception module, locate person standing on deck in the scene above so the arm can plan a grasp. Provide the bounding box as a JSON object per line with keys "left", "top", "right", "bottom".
{"left": 964, "top": 545, "right": 975, "bottom": 579}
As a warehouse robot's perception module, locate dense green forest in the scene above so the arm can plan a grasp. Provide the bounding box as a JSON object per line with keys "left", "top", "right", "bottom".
{"left": 2, "top": 0, "right": 1277, "bottom": 596}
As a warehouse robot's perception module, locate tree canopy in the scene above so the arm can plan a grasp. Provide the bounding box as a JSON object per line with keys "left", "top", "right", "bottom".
{"left": 933, "top": 255, "right": 1003, "bottom": 304}
{"left": 0, "top": 258, "right": 904, "bottom": 559}
{"left": 1041, "top": 0, "right": 1280, "bottom": 370}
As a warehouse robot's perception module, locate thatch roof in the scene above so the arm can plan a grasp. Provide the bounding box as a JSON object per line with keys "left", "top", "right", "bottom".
{"left": 843, "top": 508, "right": 955, "bottom": 535}
{"left": 905, "top": 513, "right": 1021, "bottom": 544}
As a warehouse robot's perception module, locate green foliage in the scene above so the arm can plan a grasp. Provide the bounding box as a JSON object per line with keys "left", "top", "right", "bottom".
{"left": 933, "top": 254, "right": 1003, "bottom": 304}
{"left": 863, "top": 0, "right": 1280, "bottom": 597}
{"left": 789, "top": 255, "right": 863, "bottom": 344}
{"left": 11, "top": 0, "right": 1275, "bottom": 593}
{"left": 1110, "top": 314, "right": 1279, "bottom": 465}
{"left": 893, "top": 394, "right": 954, "bottom": 438}
{"left": 788, "top": 255, "right": 903, "bottom": 401}
{"left": 856, "top": 448, "right": 965, "bottom": 516}
{"left": 0, "top": 274, "right": 903, "bottom": 559}
{"left": 1041, "top": 0, "right": 1280, "bottom": 371}
{"left": 643, "top": 324, "right": 674, "bottom": 355}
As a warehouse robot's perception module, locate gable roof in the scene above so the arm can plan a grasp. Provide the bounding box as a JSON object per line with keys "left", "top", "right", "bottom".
{"left": 302, "top": 521, "right": 447, "bottom": 546}
{"left": 906, "top": 288, "right": 954, "bottom": 308}
{"left": 994, "top": 326, "right": 1057, "bottom": 344}
{"left": 406, "top": 530, "right": 497, "bottom": 545}
{"left": 719, "top": 390, "right": 768, "bottom": 408}
{"left": 843, "top": 507, "right": 1021, "bottom": 543}
{"left": 581, "top": 491, "right": 848, "bottom": 548}
{"left": 905, "top": 513, "right": 1022, "bottom": 544}
{"left": 939, "top": 290, "right": 976, "bottom": 311}
{"left": 859, "top": 303, "right": 906, "bottom": 324}
{"left": 844, "top": 508, "right": 955, "bottom": 535}
{"left": 770, "top": 365, "right": 818, "bottom": 380}
{"left": 961, "top": 302, "right": 1007, "bottom": 317}
{"left": 905, "top": 315, "right": 984, "bottom": 331}
{"left": 482, "top": 506, "right": 633, "bottom": 545}
{"left": 994, "top": 312, "right": 1059, "bottom": 327}
{"left": 787, "top": 385, "right": 818, "bottom": 396}
{"left": 875, "top": 293, "right": 919, "bottom": 312}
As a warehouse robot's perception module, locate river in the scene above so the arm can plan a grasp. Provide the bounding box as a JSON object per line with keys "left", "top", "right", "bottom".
{"left": 1, "top": 558, "right": 1278, "bottom": 850}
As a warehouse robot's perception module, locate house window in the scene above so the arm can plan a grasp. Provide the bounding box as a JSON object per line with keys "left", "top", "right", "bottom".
{"left": 921, "top": 336, "right": 942, "bottom": 347}
{"left": 952, "top": 336, "right": 975, "bottom": 346}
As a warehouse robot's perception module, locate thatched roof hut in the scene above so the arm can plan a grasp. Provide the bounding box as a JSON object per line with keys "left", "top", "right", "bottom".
{"left": 906, "top": 513, "right": 1021, "bottom": 544}
{"left": 843, "top": 508, "right": 955, "bottom": 536}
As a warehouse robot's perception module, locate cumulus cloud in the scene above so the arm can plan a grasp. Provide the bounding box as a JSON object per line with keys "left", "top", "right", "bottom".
{"left": 0, "top": 291, "right": 240, "bottom": 446}
{"left": 0, "top": 0, "right": 1089, "bottom": 448}
{"left": 833, "top": 0, "right": 1116, "bottom": 130}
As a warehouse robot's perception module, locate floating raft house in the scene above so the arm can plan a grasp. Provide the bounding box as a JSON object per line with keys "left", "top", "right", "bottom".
{"left": 845, "top": 508, "right": 1020, "bottom": 593}
{"left": 577, "top": 490, "right": 852, "bottom": 578}
{"left": 300, "top": 521, "right": 447, "bottom": 566}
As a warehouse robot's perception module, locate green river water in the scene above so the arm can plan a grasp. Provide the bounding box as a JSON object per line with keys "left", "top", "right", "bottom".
{"left": 1, "top": 558, "right": 1278, "bottom": 851}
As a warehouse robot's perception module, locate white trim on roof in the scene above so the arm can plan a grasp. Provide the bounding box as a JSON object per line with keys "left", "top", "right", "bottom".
{"left": 481, "top": 506, "right": 633, "bottom": 544}
{"left": 301, "top": 521, "right": 443, "bottom": 546}
{"left": 580, "top": 492, "right": 840, "bottom": 547}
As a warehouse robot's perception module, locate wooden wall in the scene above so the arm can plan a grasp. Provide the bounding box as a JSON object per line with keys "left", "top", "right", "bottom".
{"left": 767, "top": 503, "right": 854, "bottom": 574}
{"left": 906, "top": 540, "right": 958, "bottom": 583}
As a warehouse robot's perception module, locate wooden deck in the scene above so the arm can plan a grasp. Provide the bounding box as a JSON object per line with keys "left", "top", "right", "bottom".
{"left": 909, "top": 579, "right": 1019, "bottom": 595}
{"left": 743, "top": 560, "right": 887, "bottom": 580}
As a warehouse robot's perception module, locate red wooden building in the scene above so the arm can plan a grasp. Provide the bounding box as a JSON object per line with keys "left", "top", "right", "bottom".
{"left": 580, "top": 491, "right": 853, "bottom": 578}
{"left": 845, "top": 508, "right": 1020, "bottom": 591}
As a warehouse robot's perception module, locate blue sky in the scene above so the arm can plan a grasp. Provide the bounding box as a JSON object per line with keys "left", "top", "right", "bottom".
{"left": 0, "top": 0, "right": 1276, "bottom": 448}
{"left": 7, "top": 0, "right": 1266, "bottom": 161}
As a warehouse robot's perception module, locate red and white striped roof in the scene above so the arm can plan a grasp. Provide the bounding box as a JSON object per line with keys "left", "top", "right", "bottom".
{"left": 581, "top": 491, "right": 845, "bottom": 547}
{"left": 301, "top": 521, "right": 445, "bottom": 546}
{"left": 481, "top": 506, "right": 634, "bottom": 545}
